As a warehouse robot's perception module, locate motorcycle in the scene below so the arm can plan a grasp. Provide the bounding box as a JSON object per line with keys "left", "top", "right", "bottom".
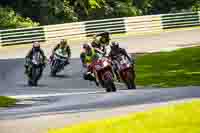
{"left": 114, "top": 55, "right": 136, "bottom": 89}
{"left": 26, "top": 52, "right": 45, "bottom": 86}
{"left": 89, "top": 56, "right": 116, "bottom": 92}
{"left": 50, "top": 49, "right": 69, "bottom": 76}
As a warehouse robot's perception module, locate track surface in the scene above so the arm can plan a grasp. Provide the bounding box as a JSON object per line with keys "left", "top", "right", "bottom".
{"left": 0, "top": 58, "right": 200, "bottom": 120}
{"left": 1, "top": 28, "right": 200, "bottom": 121}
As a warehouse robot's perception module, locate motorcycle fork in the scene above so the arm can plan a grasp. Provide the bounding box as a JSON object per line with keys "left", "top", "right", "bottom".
{"left": 119, "top": 69, "right": 129, "bottom": 82}
{"left": 94, "top": 70, "right": 101, "bottom": 82}
{"left": 27, "top": 66, "right": 33, "bottom": 78}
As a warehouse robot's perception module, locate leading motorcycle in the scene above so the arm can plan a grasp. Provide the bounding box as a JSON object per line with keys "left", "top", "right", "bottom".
{"left": 89, "top": 56, "right": 116, "bottom": 92}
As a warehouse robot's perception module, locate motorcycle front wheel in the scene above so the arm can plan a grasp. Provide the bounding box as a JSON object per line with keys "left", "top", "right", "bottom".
{"left": 103, "top": 71, "right": 116, "bottom": 92}
{"left": 123, "top": 69, "right": 136, "bottom": 89}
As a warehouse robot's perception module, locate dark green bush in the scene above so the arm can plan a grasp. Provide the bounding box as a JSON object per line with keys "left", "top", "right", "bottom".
{"left": 0, "top": 6, "right": 39, "bottom": 29}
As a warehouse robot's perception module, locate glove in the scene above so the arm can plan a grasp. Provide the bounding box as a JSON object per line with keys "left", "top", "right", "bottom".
{"left": 82, "top": 64, "right": 87, "bottom": 68}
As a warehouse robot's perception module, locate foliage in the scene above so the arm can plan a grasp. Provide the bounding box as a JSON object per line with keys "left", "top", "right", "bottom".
{"left": 0, "top": 6, "right": 39, "bottom": 29}
{"left": 149, "top": 0, "right": 196, "bottom": 14}
{"left": 49, "top": 100, "right": 200, "bottom": 133}
{"left": 112, "top": 1, "right": 141, "bottom": 17}
{"left": 0, "top": 0, "right": 199, "bottom": 26}
{"left": 63, "top": 0, "right": 78, "bottom": 22}
{"left": 192, "top": 0, "right": 200, "bottom": 11}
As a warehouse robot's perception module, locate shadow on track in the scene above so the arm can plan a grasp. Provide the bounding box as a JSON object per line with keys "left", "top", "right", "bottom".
{"left": 49, "top": 74, "right": 71, "bottom": 79}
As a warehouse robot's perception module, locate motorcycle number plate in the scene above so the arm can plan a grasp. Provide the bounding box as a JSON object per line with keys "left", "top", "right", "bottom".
{"left": 120, "top": 64, "right": 128, "bottom": 70}
{"left": 95, "top": 65, "right": 102, "bottom": 70}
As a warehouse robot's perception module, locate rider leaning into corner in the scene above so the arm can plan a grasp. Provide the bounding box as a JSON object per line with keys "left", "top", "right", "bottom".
{"left": 24, "top": 41, "right": 46, "bottom": 74}
{"left": 91, "top": 31, "right": 111, "bottom": 56}
{"left": 50, "top": 39, "right": 71, "bottom": 65}
{"left": 96, "top": 31, "right": 111, "bottom": 46}
{"left": 109, "top": 41, "right": 135, "bottom": 82}
{"left": 80, "top": 43, "right": 100, "bottom": 86}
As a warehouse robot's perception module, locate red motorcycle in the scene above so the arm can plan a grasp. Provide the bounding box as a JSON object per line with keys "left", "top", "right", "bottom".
{"left": 89, "top": 56, "right": 116, "bottom": 92}
{"left": 115, "top": 55, "right": 136, "bottom": 89}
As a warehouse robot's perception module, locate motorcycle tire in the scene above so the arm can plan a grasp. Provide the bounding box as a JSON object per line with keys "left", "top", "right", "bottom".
{"left": 28, "top": 80, "right": 33, "bottom": 86}
{"left": 32, "top": 80, "right": 38, "bottom": 86}
{"left": 30, "top": 67, "right": 41, "bottom": 86}
{"left": 111, "top": 82, "right": 117, "bottom": 92}
{"left": 28, "top": 79, "right": 38, "bottom": 86}
{"left": 125, "top": 69, "right": 136, "bottom": 89}
{"left": 50, "top": 61, "right": 60, "bottom": 76}
{"left": 105, "top": 79, "right": 116, "bottom": 92}
{"left": 50, "top": 71, "right": 57, "bottom": 77}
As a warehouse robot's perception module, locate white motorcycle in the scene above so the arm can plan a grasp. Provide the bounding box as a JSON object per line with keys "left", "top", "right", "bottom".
{"left": 50, "top": 49, "right": 69, "bottom": 76}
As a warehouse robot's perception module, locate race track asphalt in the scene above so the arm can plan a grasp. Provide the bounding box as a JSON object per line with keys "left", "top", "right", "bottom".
{"left": 1, "top": 28, "right": 200, "bottom": 121}
{"left": 0, "top": 58, "right": 200, "bottom": 120}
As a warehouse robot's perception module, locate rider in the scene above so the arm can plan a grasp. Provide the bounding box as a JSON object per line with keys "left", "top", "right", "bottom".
{"left": 50, "top": 39, "right": 71, "bottom": 65}
{"left": 80, "top": 43, "right": 99, "bottom": 86}
{"left": 96, "top": 31, "right": 111, "bottom": 46}
{"left": 91, "top": 36, "right": 105, "bottom": 55}
{"left": 91, "top": 31, "right": 111, "bottom": 57}
{"left": 109, "top": 41, "right": 134, "bottom": 81}
{"left": 25, "top": 41, "right": 46, "bottom": 74}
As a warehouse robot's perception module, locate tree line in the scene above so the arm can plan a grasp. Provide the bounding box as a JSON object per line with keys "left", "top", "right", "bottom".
{"left": 0, "top": 0, "right": 199, "bottom": 29}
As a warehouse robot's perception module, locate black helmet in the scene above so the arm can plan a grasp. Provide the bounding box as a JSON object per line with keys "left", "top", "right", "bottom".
{"left": 101, "top": 31, "right": 109, "bottom": 38}
{"left": 33, "top": 41, "right": 40, "bottom": 51}
{"left": 60, "top": 39, "right": 67, "bottom": 45}
{"left": 103, "top": 31, "right": 109, "bottom": 36}
{"left": 92, "top": 36, "right": 100, "bottom": 45}
{"left": 83, "top": 43, "right": 91, "bottom": 51}
{"left": 111, "top": 41, "right": 119, "bottom": 49}
{"left": 33, "top": 41, "right": 40, "bottom": 48}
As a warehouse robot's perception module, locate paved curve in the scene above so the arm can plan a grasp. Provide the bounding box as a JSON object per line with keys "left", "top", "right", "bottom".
{"left": 1, "top": 28, "right": 200, "bottom": 122}
{"left": 0, "top": 58, "right": 99, "bottom": 96}
{"left": 0, "top": 58, "right": 200, "bottom": 120}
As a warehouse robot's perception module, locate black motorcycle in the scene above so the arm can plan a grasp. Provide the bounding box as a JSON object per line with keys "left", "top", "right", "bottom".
{"left": 50, "top": 49, "right": 69, "bottom": 76}
{"left": 26, "top": 53, "right": 45, "bottom": 86}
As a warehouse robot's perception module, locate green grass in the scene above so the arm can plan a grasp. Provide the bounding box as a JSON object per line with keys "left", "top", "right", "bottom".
{"left": 49, "top": 100, "right": 200, "bottom": 133}
{"left": 135, "top": 46, "right": 200, "bottom": 87}
{"left": 0, "top": 96, "right": 17, "bottom": 107}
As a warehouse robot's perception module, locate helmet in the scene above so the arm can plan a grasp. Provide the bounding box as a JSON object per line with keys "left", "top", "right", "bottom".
{"left": 83, "top": 43, "right": 92, "bottom": 54}
{"left": 33, "top": 41, "right": 40, "bottom": 51}
{"left": 102, "top": 31, "right": 110, "bottom": 36}
{"left": 92, "top": 36, "right": 100, "bottom": 46}
{"left": 101, "top": 31, "right": 111, "bottom": 45}
{"left": 33, "top": 41, "right": 40, "bottom": 48}
{"left": 60, "top": 39, "right": 68, "bottom": 48}
{"left": 111, "top": 41, "right": 119, "bottom": 49}
{"left": 83, "top": 43, "right": 90, "bottom": 50}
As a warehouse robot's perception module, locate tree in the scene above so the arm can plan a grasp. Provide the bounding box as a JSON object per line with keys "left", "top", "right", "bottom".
{"left": 192, "top": 0, "right": 200, "bottom": 11}
{"left": 150, "top": 0, "right": 196, "bottom": 14}
{"left": 0, "top": 6, "right": 38, "bottom": 29}
{"left": 69, "top": 0, "right": 105, "bottom": 20}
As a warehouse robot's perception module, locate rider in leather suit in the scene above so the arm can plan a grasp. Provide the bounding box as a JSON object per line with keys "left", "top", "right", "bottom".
{"left": 50, "top": 39, "right": 71, "bottom": 65}
{"left": 91, "top": 31, "right": 111, "bottom": 56}
{"left": 109, "top": 41, "right": 134, "bottom": 81}
{"left": 25, "top": 41, "right": 46, "bottom": 75}
{"left": 80, "top": 43, "right": 100, "bottom": 86}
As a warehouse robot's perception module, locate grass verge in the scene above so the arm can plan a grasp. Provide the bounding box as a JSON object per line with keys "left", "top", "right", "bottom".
{"left": 136, "top": 46, "right": 200, "bottom": 87}
{"left": 49, "top": 100, "right": 200, "bottom": 133}
{"left": 0, "top": 96, "right": 17, "bottom": 107}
